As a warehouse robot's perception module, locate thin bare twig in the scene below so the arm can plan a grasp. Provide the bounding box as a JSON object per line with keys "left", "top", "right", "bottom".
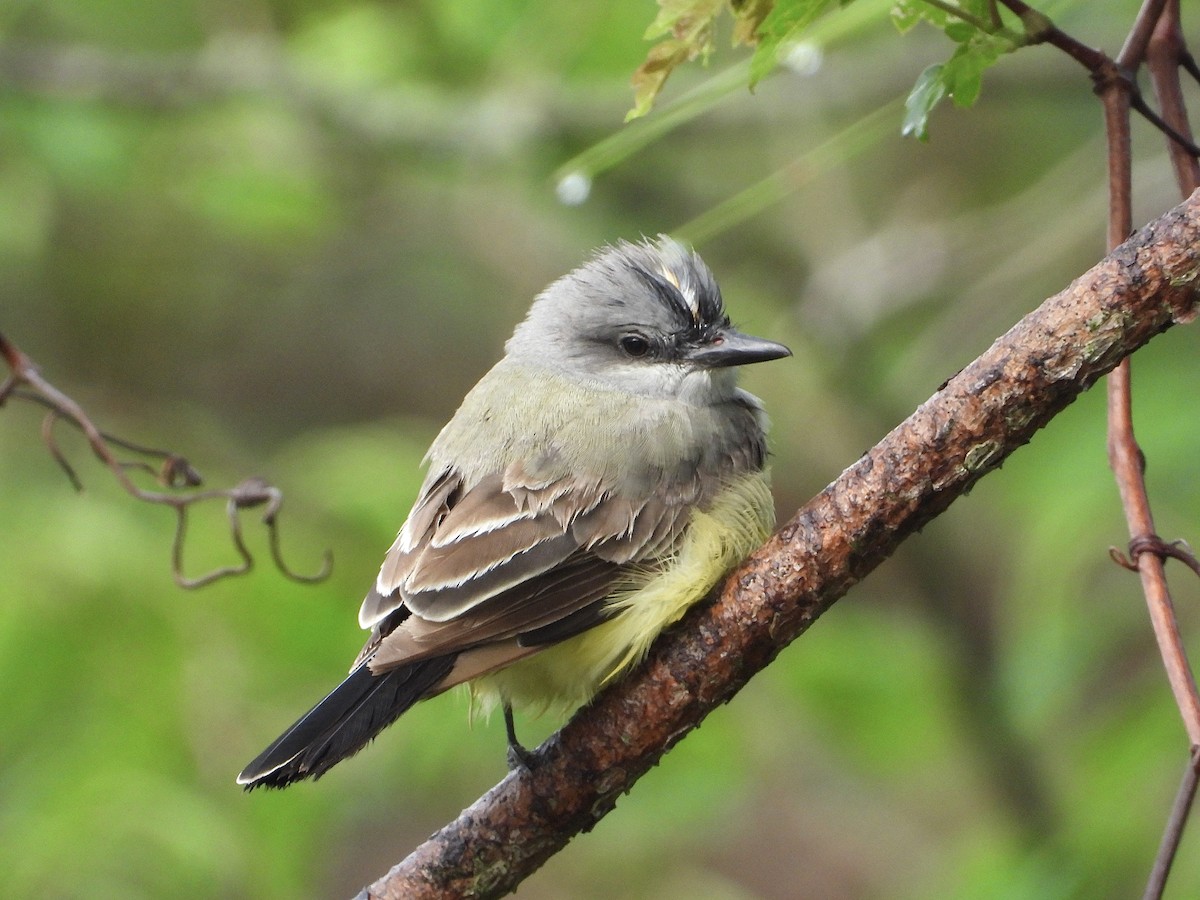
{"left": 1181, "top": 50, "right": 1200, "bottom": 85}
{"left": 1103, "top": 0, "right": 1200, "bottom": 751}
{"left": 1129, "top": 90, "right": 1200, "bottom": 157}
{"left": 1143, "top": 747, "right": 1200, "bottom": 900}
{"left": 1004, "top": 0, "right": 1200, "bottom": 890}
{"left": 0, "top": 331, "right": 331, "bottom": 588}
{"left": 997, "top": 0, "right": 1110, "bottom": 71}
{"left": 1129, "top": 3, "right": 1200, "bottom": 893}
{"left": 994, "top": 0, "right": 1200, "bottom": 793}
{"left": 1116, "top": 0, "right": 1172, "bottom": 69}
{"left": 997, "top": 0, "right": 1199, "bottom": 160}
{"left": 1107, "top": 352, "right": 1200, "bottom": 752}
{"left": 1146, "top": 0, "right": 1200, "bottom": 193}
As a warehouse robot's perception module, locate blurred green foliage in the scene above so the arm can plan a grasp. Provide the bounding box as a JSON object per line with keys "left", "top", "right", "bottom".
{"left": 2, "top": 0, "right": 1199, "bottom": 897}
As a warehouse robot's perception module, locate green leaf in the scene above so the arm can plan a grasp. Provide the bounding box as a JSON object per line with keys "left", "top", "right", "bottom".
{"left": 959, "top": 0, "right": 997, "bottom": 22}
{"left": 942, "top": 34, "right": 1008, "bottom": 108}
{"left": 901, "top": 25, "right": 1013, "bottom": 139}
{"left": 890, "top": 0, "right": 946, "bottom": 31}
{"left": 628, "top": 38, "right": 696, "bottom": 121}
{"left": 749, "top": 0, "right": 840, "bottom": 85}
{"left": 889, "top": 1, "right": 923, "bottom": 34}
{"left": 643, "top": 0, "right": 725, "bottom": 40}
{"left": 730, "top": 0, "right": 775, "bottom": 46}
{"left": 901, "top": 62, "right": 947, "bottom": 141}
{"left": 628, "top": 0, "right": 725, "bottom": 120}
{"left": 943, "top": 20, "right": 976, "bottom": 42}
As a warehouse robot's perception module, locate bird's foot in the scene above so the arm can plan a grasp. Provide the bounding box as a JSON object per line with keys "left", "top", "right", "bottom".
{"left": 506, "top": 740, "right": 534, "bottom": 772}
{"left": 503, "top": 703, "right": 534, "bottom": 772}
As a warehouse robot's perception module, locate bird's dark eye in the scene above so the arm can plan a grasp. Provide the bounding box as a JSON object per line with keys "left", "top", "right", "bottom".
{"left": 618, "top": 334, "right": 652, "bottom": 358}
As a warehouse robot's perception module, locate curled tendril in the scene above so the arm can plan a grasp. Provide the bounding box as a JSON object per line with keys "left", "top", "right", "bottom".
{"left": 1, "top": 330, "right": 331, "bottom": 589}
{"left": 1111, "top": 534, "right": 1200, "bottom": 578}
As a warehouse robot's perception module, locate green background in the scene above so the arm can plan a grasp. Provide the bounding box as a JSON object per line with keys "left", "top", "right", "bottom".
{"left": 2, "top": 0, "right": 1199, "bottom": 897}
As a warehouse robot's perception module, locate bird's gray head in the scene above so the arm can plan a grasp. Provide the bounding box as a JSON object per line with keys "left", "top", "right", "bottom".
{"left": 505, "top": 236, "right": 790, "bottom": 402}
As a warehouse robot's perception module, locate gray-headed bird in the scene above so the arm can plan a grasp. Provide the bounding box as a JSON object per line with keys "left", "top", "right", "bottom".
{"left": 238, "top": 236, "right": 790, "bottom": 788}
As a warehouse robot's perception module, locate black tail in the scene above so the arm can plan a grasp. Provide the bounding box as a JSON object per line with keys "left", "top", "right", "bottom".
{"left": 237, "top": 655, "right": 456, "bottom": 789}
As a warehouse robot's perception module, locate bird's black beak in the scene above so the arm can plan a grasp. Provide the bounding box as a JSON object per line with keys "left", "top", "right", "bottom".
{"left": 685, "top": 327, "right": 792, "bottom": 368}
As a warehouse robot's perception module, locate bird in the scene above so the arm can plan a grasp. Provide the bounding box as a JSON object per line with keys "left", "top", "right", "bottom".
{"left": 237, "top": 236, "right": 790, "bottom": 788}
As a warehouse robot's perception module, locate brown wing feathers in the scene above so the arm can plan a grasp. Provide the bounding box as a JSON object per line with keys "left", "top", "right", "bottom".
{"left": 368, "top": 553, "right": 622, "bottom": 668}
{"left": 240, "top": 461, "right": 688, "bottom": 788}
{"left": 373, "top": 465, "right": 685, "bottom": 655}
